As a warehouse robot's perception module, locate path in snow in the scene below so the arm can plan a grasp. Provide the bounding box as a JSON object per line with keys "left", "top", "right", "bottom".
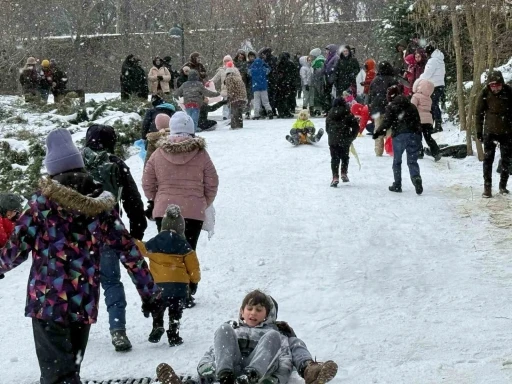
{"left": 1, "top": 116, "right": 512, "bottom": 384}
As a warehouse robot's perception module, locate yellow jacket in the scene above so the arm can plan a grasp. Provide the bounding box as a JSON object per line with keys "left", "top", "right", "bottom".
{"left": 136, "top": 232, "right": 200, "bottom": 285}
{"left": 291, "top": 119, "right": 315, "bottom": 130}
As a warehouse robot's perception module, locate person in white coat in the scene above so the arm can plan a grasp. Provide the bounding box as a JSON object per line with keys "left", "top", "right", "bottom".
{"left": 419, "top": 44, "right": 446, "bottom": 132}
{"left": 299, "top": 56, "right": 313, "bottom": 110}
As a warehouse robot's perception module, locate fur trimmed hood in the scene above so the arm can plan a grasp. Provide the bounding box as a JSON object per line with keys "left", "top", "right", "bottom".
{"left": 146, "top": 129, "right": 169, "bottom": 143}
{"left": 155, "top": 136, "right": 207, "bottom": 165}
{"left": 156, "top": 136, "right": 206, "bottom": 153}
{"left": 39, "top": 177, "right": 116, "bottom": 217}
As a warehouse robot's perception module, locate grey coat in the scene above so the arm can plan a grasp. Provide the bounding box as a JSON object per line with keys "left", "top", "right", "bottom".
{"left": 197, "top": 300, "right": 292, "bottom": 384}
{"left": 174, "top": 70, "right": 220, "bottom": 106}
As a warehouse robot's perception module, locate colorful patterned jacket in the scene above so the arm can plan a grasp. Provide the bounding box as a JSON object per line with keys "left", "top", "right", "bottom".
{"left": 0, "top": 176, "right": 160, "bottom": 325}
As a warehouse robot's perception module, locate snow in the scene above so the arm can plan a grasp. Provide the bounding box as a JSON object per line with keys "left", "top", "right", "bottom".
{"left": 1, "top": 96, "right": 512, "bottom": 383}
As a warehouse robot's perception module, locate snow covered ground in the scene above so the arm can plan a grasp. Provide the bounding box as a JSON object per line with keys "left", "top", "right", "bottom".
{"left": 1, "top": 95, "right": 512, "bottom": 383}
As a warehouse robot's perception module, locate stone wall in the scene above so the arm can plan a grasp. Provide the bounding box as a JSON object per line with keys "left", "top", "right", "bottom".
{"left": 2, "top": 21, "right": 380, "bottom": 94}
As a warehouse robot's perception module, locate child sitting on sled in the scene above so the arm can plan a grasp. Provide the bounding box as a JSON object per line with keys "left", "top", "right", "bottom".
{"left": 286, "top": 110, "right": 324, "bottom": 145}
{"left": 136, "top": 204, "right": 201, "bottom": 347}
{"left": 155, "top": 290, "right": 339, "bottom": 384}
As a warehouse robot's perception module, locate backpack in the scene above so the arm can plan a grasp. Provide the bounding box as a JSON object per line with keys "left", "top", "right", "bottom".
{"left": 81, "top": 147, "right": 123, "bottom": 201}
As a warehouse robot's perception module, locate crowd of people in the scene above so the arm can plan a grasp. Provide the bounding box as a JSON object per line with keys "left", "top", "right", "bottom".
{"left": 19, "top": 57, "right": 68, "bottom": 103}
{"left": 2, "top": 32, "right": 511, "bottom": 384}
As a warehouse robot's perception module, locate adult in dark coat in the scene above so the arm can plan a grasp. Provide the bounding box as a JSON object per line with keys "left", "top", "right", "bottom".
{"left": 120, "top": 55, "right": 148, "bottom": 101}
{"left": 326, "top": 97, "right": 359, "bottom": 185}
{"left": 275, "top": 52, "right": 298, "bottom": 118}
{"left": 323, "top": 44, "right": 340, "bottom": 111}
{"left": 373, "top": 87, "right": 423, "bottom": 194}
{"left": 293, "top": 53, "right": 302, "bottom": 99}
{"left": 163, "top": 56, "right": 179, "bottom": 90}
{"left": 234, "top": 50, "right": 251, "bottom": 116}
{"left": 183, "top": 52, "right": 207, "bottom": 81}
{"left": 19, "top": 57, "right": 41, "bottom": 102}
{"left": 258, "top": 47, "right": 279, "bottom": 114}
{"left": 406, "top": 33, "right": 421, "bottom": 56}
{"left": 333, "top": 45, "right": 360, "bottom": 98}
{"left": 475, "top": 70, "right": 512, "bottom": 197}
{"left": 82, "top": 124, "right": 151, "bottom": 351}
{"left": 392, "top": 40, "right": 407, "bottom": 77}
{"left": 49, "top": 59, "right": 69, "bottom": 103}
{"left": 199, "top": 98, "right": 229, "bottom": 131}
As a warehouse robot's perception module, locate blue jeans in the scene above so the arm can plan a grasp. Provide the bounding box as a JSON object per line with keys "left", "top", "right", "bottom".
{"left": 186, "top": 107, "right": 200, "bottom": 131}
{"left": 392, "top": 133, "right": 422, "bottom": 186}
{"left": 100, "top": 247, "right": 127, "bottom": 332}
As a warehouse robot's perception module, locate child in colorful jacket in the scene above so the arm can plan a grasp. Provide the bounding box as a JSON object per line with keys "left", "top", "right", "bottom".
{"left": 137, "top": 204, "right": 201, "bottom": 347}
{"left": 0, "top": 129, "right": 162, "bottom": 384}
{"left": 286, "top": 110, "right": 324, "bottom": 146}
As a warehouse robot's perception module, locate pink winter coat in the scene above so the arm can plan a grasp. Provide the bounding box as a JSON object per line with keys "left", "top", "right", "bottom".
{"left": 411, "top": 79, "right": 434, "bottom": 125}
{"left": 142, "top": 136, "right": 219, "bottom": 221}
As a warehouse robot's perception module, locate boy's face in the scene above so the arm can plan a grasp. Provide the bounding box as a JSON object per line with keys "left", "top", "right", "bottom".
{"left": 241, "top": 304, "right": 267, "bottom": 327}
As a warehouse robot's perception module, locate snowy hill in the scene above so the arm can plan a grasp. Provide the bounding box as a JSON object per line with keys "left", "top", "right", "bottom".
{"left": 1, "top": 96, "right": 512, "bottom": 383}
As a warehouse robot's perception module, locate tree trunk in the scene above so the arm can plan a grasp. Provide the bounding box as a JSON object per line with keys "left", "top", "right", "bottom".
{"left": 450, "top": 10, "right": 471, "bottom": 155}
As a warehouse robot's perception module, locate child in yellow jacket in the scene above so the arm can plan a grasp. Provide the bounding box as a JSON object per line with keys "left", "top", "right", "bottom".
{"left": 286, "top": 110, "right": 324, "bottom": 145}
{"left": 137, "top": 204, "right": 201, "bottom": 347}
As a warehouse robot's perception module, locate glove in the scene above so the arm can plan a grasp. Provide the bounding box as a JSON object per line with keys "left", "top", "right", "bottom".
{"left": 157, "top": 75, "right": 164, "bottom": 81}
{"left": 189, "top": 282, "right": 198, "bottom": 295}
{"left": 144, "top": 201, "right": 154, "bottom": 220}
{"left": 0, "top": 274, "right": 4, "bottom": 279}
{"left": 305, "top": 85, "right": 309, "bottom": 91}
{"left": 276, "top": 321, "right": 296, "bottom": 337}
{"left": 372, "top": 132, "right": 381, "bottom": 140}
{"left": 141, "top": 295, "right": 164, "bottom": 318}
{"left": 476, "top": 132, "right": 483, "bottom": 142}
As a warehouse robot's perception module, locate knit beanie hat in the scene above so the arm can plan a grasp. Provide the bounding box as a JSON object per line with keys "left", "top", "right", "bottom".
{"left": 309, "top": 48, "right": 321, "bottom": 57}
{"left": 155, "top": 113, "right": 171, "bottom": 130}
{"left": 0, "top": 193, "right": 23, "bottom": 216}
{"left": 386, "top": 85, "right": 402, "bottom": 102}
{"left": 223, "top": 55, "right": 233, "bottom": 63}
{"left": 44, "top": 129, "right": 85, "bottom": 176}
{"left": 170, "top": 111, "right": 195, "bottom": 136}
{"left": 160, "top": 204, "right": 185, "bottom": 235}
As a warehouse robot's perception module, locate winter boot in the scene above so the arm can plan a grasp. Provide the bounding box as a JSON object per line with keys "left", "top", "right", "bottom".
{"left": 388, "top": 183, "right": 402, "bottom": 193}
{"left": 148, "top": 327, "right": 165, "bottom": 343}
{"left": 252, "top": 116, "right": 261, "bottom": 120}
{"left": 303, "top": 106, "right": 308, "bottom": 110}
{"left": 309, "top": 107, "right": 315, "bottom": 117}
{"left": 412, "top": 176, "right": 423, "bottom": 195}
{"left": 482, "top": 183, "right": 492, "bottom": 198}
{"left": 418, "top": 147, "right": 424, "bottom": 159}
{"left": 286, "top": 135, "right": 299, "bottom": 146}
{"left": 315, "top": 128, "right": 324, "bottom": 142}
{"left": 499, "top": 175, "right": 510, "bottom": 194}
{"left": 303, "top": 360, "right": 339, "bottom": 384}
{"left": 330, "top": 176, "right": 340, "bottom": 188}
{"left": 156, "top": 363, "right": 182, "bottom": 384}
{"left": 167, "top": 324, "right": 183, "bottom": 347}
{"left": 267, "top": 111, "right": 274, "bottom": 120}
{"left": 236, "top": 368, "right": 260, "bottom": 384}
{"left": 245, "top": 112, "right": 251, "bottom": 119}
{"left": 340, "top": 167, "right": 349, "bottom": 183}
{"left": 110, "top": 330, "right": 132, "bottom": 352}
{"left": 434, "top": 153, "right": 442, "bottom": 162}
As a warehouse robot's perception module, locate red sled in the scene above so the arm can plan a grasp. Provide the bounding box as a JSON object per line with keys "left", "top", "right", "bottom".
{"left": 350, "top": 103, "right": 370, "bottom": 134}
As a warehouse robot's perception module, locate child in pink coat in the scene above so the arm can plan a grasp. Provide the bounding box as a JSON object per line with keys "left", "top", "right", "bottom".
{"left": 411, "top": 79, "right": 441, "bottom": 161}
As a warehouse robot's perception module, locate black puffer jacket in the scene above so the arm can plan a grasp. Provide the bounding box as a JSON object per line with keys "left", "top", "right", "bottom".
{"left": 120, "top": 55, "right": 148, "bottom": 100}
{"left": 333, "top": 50, "right": 360, "bottom": 94}
{"left": 326, "top": 98, "right": 359, "bottom": 146}
{"left": 375, "top": 95, "right": 422, "bottom": 138}
{"left": 276, "top": 52, "right": 298, "bottom": 95}
{"left": 84, "top": 125, "right": 147, "bottom": 240}
{"left": 368, "top": 62, "right": 398, "bottom": 116}
{"left": 475, "top": 70, "right": 512, "bottom": 136}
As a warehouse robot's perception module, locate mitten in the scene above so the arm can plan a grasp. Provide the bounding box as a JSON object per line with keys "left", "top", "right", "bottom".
{"left": 144, "top": 201, "right": 154, "bottom": 220}
{"left": 372, "top": 132, "right": 381, "bottom": 140}
{"left": 157, "top": 75, "right": 164, "bottom": 81}
{"left": 276, "top": 321, "right": 297, "bottom": 337}
{"left": 189, "top": 282, "right": 198, "bottom": 295}
{"left": 0, "top": 274, "right": 4, "bottom": 279}
{"left": 141, "top": 293, "right": 164, "bottom": 318}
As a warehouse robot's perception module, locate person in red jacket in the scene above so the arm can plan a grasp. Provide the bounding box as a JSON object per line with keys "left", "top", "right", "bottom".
{"left": 361, "top": 58, "right": 376, "bottom": 104}
{"left": 0, "top": 193, "right": 23, "bottom": 247}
